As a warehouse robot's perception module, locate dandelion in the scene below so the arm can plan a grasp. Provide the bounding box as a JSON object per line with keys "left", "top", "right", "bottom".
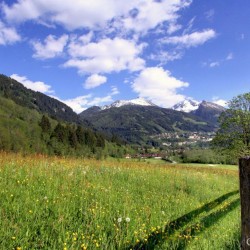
{"left": 125, "top": 217, "right": 130, "bottom": 222}
{"left": 117, "top": 217, "right": 122, "bottom": 223}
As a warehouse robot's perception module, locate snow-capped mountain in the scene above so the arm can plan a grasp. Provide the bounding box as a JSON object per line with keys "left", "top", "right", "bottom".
{"left": 172, "top": 98, "right": 200, "bottom": 112}
{"left": 101, "top": 97, "right": 157, "bottom": 110}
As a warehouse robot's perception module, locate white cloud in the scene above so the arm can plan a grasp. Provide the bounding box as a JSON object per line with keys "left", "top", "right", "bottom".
{"left": 163, "top": 29, "right": 216, "bottom": 48}
{"left": 205, "top": 9, "right": 215, "bottom": 21}
{"left": 0, "top": 21, "right": 21, "bottom": 45}
{"left": 132, "top": 67, "right": 189, "bottom": 107}
{"left": 209, "top": 61, "right": 220, "bottom": 68}
{"left": 10, "top": 74, "right": 53, "bottom": 94}
{"left": 121, "top": 0, "right": 191, "bottom": 33}
{"left": 110, "top": 86, "right": 119, "bottom": 96}
{"left": 63, "top": 94, "right": 92, "bottom": 114}
{"left": 31, "top": 34, "right": 68, "bottom": 59}
{"left": 167, "top": 22, "right": 182, "bottom": 34}
{"left": 212, "top": 97, "right": 228, "bottom": 107}
{"left": 3, "top": 0, "right": 191, "bottom": 34}
{"left": 149, "top": 50, "right": 183, "bottom": 64}
{"left": 64, "top": 37, "right": 145, "bottom": 74}
{"left": 63, "top": 93, "right": 115, "bottom": 113}
{"left": 226, "top": 52, "right": 233, "bottom": 60}
{"left": 87, "top": 95, "right": 113, "bottom": 107}
{"left": 84, "top": 74, "right": 107, "bottom": 89}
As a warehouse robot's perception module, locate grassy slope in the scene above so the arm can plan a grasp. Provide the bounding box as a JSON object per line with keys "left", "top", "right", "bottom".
{"left": 0, "top": 96, "right": 49, "bottom": 152}
{"left": 0, "top": 153, "right": 240, "bottom": 249}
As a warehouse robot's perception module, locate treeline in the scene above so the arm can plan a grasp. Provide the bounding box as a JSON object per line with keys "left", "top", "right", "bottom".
{"left": 37, "top": 115, "right": 133, "bottom": 159}
{"left": 179, "top": 149, "right": 237, "bottom": 165}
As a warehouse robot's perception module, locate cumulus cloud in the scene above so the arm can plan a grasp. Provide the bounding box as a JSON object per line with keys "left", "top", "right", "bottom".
{"left": 209, "top": 61, "right": 220, "bottom": 68}
{"left": 64, "top": 37, "right": 145, "bottom": 74}
{"left": 0, "top": 21, "right": 21, "bottom": 45}
{"left": 132, "top": 67, "right": 189, "bottom": 107}
{"left": 63, "top": 93, "right": 117, "bottom": 113}
{"left": 31, "top": 34, "right": 69, "bottom": 59}
{"left": 2, "top": 0, "right": 191, "bottom": 34}
{"left": 163, "top": 29, "right": 216, "bottom": 48}
{"left": 212, "top": 97, "right": 228, "bottom": 107}
{"left": 62, "top": 94, "right": 92, "bottom": 114}
{"left": 84, "top": 74, "right": 107, "bottom": 89}
{"left": 10, "top": 74, "right": 53, "bottom": 93}
{"left": 62, "top": 85, "right": 119, "bottom": 113}
{"left": 121, "top": 0, "right": 191, "bottom": 33}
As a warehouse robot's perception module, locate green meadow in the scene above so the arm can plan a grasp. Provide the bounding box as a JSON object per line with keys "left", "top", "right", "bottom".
{"left": 0, "top": 152, "right": 240, "bottom": 249}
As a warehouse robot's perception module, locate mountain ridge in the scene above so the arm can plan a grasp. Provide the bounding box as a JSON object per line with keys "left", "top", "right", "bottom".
{"left": 101, "top": 97, "right": 157, "bottom": 110}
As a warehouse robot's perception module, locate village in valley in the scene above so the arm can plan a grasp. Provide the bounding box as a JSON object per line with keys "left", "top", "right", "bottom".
{"left": 152, "top": 131, "right": 215, "bottom": 147}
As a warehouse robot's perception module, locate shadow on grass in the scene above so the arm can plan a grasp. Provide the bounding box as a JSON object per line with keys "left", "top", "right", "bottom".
{"left": 127, "top": 190, "right": 239, "bottom": 250}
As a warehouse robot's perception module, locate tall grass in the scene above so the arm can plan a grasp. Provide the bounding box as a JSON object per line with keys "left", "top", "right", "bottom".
{"left": 0, "top": 152, "right": 240, "bottom": 249}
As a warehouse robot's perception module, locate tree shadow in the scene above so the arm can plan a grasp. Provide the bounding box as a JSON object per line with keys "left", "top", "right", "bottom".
{"left": 126, "top": 190, "right": 239, "bottom": 250}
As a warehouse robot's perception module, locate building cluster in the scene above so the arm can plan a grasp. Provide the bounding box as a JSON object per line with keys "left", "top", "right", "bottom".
{"left": 151, "top": 131, "right": 216, "bottom": 147}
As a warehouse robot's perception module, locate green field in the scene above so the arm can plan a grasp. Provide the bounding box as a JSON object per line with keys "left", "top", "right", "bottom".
{"left": 0, "top": 152, "right": 240, "bottom": 249}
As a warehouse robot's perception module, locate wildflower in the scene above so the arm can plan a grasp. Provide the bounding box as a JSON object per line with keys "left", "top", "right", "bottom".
{"left": 125, "top": 217, "right": 130, "bottom": 222}
{"left": 117, "top": 217, "right": 122, "bottom": 223}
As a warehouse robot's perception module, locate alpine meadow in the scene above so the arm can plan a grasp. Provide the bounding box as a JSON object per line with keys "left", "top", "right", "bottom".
{"left": 0, "top": 152, "right": 240, "bottom": 249}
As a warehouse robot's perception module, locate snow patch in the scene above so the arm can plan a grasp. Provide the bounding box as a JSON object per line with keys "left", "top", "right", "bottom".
{"left": 172, "top": 98, "right": 200, "bottom": 112}
{"left": 101, "top": 97, "right": 157, "bottom": 110}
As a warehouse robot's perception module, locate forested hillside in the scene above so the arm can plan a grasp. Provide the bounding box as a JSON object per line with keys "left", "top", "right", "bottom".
{"left": 80, "top": 105, "right": 216, "bottom": 145}
{"left": 0, "top": 74, "right": 90, "bottom": 126}
{"left": 0, "top": 96, "right": 131, "bottom": 158}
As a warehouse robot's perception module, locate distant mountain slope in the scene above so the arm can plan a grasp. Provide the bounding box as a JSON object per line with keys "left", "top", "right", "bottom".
{"left": 173, "top": 98, "right": 225, "bottom": 124}
{"left": 80, "top": 105, "right": 216, "bottom": 145}
{"left": 0, "top": 74, "right": 89, "bottom": 126}
{"left": 190, "top": 101, "right": 225, "bottom": 124}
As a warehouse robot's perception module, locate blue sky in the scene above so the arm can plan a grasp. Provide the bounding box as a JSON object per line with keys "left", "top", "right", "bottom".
{"left": 0, "top": 0, "right": 249, "bottom": 113}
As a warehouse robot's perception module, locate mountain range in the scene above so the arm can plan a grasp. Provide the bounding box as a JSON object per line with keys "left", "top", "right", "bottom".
{"left": 0, "top": 73, "right": 225, "bottom": 147}
{"left": 80, "top": 97, "right": 225, "bottom": 145}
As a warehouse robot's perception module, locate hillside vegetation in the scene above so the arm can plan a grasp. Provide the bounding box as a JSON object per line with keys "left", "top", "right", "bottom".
{"left": 0, "top": 152, "right": 240, "bottom": 249}
{"left": 0, "top": 96, "right": 131, "bottom": 158}
{"left": 80, "top": 105, "right": 216, "bottom": 145}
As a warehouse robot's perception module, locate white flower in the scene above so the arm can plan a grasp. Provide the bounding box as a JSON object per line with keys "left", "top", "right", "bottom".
{"left": 117, "top": 217, "right": 122, "bottom": 223}
{"left": 125, "top": 217, "right": 130, "bottom": 222}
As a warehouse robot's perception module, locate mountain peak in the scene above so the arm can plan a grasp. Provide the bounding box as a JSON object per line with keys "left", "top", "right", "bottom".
{"left": 172, "top": 98, "right": 200, "bottom": 112}
{"left": 199, "top": 100, "right": 225, "bottom": 111}
{"left": 101, "top": 97, "right": 157, "bottom": 110}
